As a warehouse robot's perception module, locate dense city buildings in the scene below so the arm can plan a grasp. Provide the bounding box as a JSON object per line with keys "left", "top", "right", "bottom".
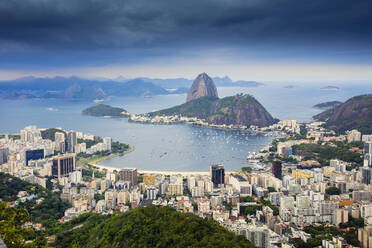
{"left": 1, "top": 123, "right": 372, "bottom": 248}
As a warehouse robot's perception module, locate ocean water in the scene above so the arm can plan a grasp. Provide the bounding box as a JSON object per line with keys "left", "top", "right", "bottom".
{"left": 0, "top": 82, "right": 371, "bottom": 171}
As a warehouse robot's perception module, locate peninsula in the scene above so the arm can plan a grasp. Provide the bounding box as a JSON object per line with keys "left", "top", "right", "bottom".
{"left": 313, "top": 101, "right": 342, "bottom": 110}
{"left": 131, "top": 73, "right": 276, "bottom": 128}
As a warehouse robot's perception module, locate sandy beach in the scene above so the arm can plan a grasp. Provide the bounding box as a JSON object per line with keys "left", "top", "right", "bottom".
{"left": 91, "top": 163, "right": 236, "bottom": 176}
{"left": 93, "top": 163, "right": 210, "bottom": 176}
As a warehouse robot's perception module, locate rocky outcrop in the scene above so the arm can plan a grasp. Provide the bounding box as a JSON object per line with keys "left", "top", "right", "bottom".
{"left": 151, "top": 94, "right": 276, "bottom": 127}
{"left": 186, "top": 73, "right": 218, "bottom": 102}
{"left": 313, "top": 94, "right": 372, "bottom": 134}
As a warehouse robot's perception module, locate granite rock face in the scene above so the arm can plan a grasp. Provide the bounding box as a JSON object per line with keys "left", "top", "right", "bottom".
{"left": 186, "top": 73, "right": 218, "bottom": 102}
{"left": 313, "top": 94, "right": 372, "bottom": 133}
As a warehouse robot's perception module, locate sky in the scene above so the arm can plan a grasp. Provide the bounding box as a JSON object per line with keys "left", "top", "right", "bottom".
{"left": 1, "top": 0, "right": 372, "bottom": 81}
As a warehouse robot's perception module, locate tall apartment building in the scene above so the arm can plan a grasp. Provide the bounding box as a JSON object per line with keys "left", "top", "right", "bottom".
{"left": 272, "top": 161, "right": 282, "bottom": 180}
{"left": 359, "top": 226, "right": 372, "bottom": 248}
{"left": 347, "top": 129, "right": 361, "bottom": 143}
{"left": 210, "top": 164, "right": 225, "bottom": 188}
{"left": 146, "top": 186, "right": 157, "bottom": 200}
{"left": 67, "top": 131, "right": 77, "bottom": 153}
{"left": 0, "top": 147, "right": 9, "bottom": 165}
{"left": 119, "top": 168, "right": 138, "bottom": 186}
{"left": 103, "top": 137, "right": 112, "bottom": 151}
{"left": 52, "top": 153, "right": 76, "bottom": 178}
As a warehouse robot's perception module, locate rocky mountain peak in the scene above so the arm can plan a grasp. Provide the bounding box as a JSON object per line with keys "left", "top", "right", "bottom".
{"left": 186, "top": 73, "right": 218, "bottom": 102}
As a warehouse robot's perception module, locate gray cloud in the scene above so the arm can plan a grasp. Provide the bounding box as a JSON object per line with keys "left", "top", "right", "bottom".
{"left": 0, "top": 0, "right": 372, "bottom": 68}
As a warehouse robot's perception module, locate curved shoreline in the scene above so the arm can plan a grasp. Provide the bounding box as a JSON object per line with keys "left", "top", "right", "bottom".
{"left": 85, "top": 144, "right": 135, "bottom": 167}
{"left": 94, "top": 163, "right": 212, "bottom": 176}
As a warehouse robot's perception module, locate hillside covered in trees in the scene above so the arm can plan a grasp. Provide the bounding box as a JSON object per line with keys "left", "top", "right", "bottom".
{"left": 313, "top": 94, "right": 372, "bottom": 134}
{"left": 150, "top": 94, "right": 276, "bottom": 127}
{"left": 53, "top": 205, "right": 254, "bottom": 248}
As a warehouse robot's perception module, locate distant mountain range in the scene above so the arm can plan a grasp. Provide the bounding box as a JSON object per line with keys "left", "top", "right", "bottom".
{"left": 0, "top": 75, "right": 263, "bottom": 100}
{"left": 0, "top": 76, "right": 168, "bottom": 100}
{"left": 313, "top": 94, "right": 372, "bottom": 134}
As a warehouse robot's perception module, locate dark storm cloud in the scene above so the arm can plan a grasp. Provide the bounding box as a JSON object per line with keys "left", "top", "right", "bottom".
{"left": 0, "top": 0, "right": 372, "bottom": 67}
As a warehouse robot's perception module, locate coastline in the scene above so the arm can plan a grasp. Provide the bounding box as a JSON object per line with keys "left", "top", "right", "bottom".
{"left": 93, "top": 163, "right": 211, "bottom": 176}
{"left": 93, "top": 163, "right": 235, "bottom": 176}
{"left": 84, "top": 144, "right": 135, "bottom": 167}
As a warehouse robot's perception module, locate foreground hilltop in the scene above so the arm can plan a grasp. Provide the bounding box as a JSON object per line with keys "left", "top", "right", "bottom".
{"left": 150, "top": 94, "right": 276, "bottom": 127}
{"left": 313, "top": 94, "right": 372, "bottom": 133}
{"left": 53, "top": 205, "right": 254, "bottom": 248}
{"left": 186, "top": 73, "right": 218, "bottom": 102}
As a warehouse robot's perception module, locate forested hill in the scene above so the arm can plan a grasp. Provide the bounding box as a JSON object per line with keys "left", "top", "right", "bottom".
{"left": 313, "top": 94, "right": 372, "bottom": 134}
{"left": 82, "top": 104, "right": 128, "bottom": 117}
{"left": 313, "top": 101, "right": 342, "bottom": 110}
{"left": 150, "top": 94, "right": 276, "bottom": 127}
{"left": 53, "top": 205, "right": 254, "bottom": 248}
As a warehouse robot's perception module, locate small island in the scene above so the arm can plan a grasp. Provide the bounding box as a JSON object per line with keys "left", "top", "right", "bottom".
{"left": 82, "top": 104, "right": 129, "bottom": 117}
{"left": 320, "top": 86, "right": 340, "bottom": 91}
{"left": 313, "top": 101, "right": 342, "bottom": 110}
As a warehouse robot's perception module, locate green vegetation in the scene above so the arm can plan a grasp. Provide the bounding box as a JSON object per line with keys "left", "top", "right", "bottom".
{"left": 53, "top": 205, "right": 255, "bottom": 248}
{"left": 268, "top": 187, "right": 276, "bottom": 192}
{"left": 325, "top": 186, "right": 341, "bottom": 195}
{"left": 313, "top": 101, "right": 342, "bottom": 109}
{"left": 260, "top": 198, "right": 279, "bottom": 216}
{"left": 41, "top": 128, "right": 66, "bottom": 141}
{"left": 339, "top": 216, "right": 365, "bottom": 229}
{"left": 292, "top": 143, "right": 363, "bottom": 166}
{"left": 82, "top": 104, "right": 127, "bottom": 117}
{"left": 240, "top": 196, "right": 256, "bottom": 202}
{"left": 0, "top": 134, "right": 21, "bottom": 140}
{"left": 0, "top": 173, "right": 70, "bottom": 227}
{"left": 150, "top": 94, "right": 276, "bottom": 127}
{"left": 0, "top": 202, "right": 48, "bottom": 248}
{"left": 150, "top": 96, "right": 218, "bottom": 119}
{"left": 82, "top": 167, "right": 105, "bottom": 179}
{"left": 77, "top": 137, "right": 102, "bottom": 149}
{"left": 111, "top": 141, "right": 129, "bottom": 154}
{"left": 294, "top": 224, "right": 360, "bottom": 247}
{"left": 242, "top": 167, "right": 253, "bottom": 173}
{"left": 94, "top": 193, "right": 105, "bottom": 201}
{"left": 245, "top": 205, "right": 262, "bottom": 215}
{"left": 313, "top": 94, "right": 372, "bottom": 134}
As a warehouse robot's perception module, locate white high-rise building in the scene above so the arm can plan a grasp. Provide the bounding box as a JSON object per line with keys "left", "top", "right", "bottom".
{"left": 20, "top": 126, "right": 41, "bottom": 143}
{"left": 67, "top": 131, "right": 77, "bottom": 153}
{"left": 103, "top": 137, "right": 112, "bottom": 151}
{"left": 55, "top": 132, "right": 65, "bottom": 143}
{"left": 347, "top": 129, "right": 361, "bottom": 143}
{"left": 147, "top": 186, "right": 157, "bottom": 200}
{"left": 69, "top": 170, "right": 82, "bottom": 184}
